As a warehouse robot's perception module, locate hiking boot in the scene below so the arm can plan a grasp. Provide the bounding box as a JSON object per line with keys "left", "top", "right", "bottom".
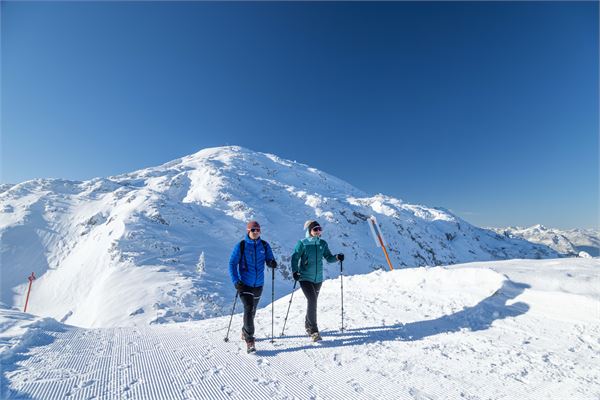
{"left": 310, "top": 332, "right": 322, "bottom": 342}
{"left": 246, "top": 338, "right": 256, "bottom": 353}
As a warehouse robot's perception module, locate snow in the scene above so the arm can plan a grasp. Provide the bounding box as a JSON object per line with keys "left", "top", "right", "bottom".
{"left": 1, "top": 258, "right": 599, "bottom": 399}
{"left": 0, "top": 146, "right": 563, "bottom": 328}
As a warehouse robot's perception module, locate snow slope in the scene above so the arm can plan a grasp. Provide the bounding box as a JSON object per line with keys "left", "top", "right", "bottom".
{"left": 2, "top": 258, "right": 599, "bottom": 399}
{"left": 491, "top": 225, "right": 600, "bottom": 257}
{"left": 0, "top": 146, "right": 561, "bottom": 328}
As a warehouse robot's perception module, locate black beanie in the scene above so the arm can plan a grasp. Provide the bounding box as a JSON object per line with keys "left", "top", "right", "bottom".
{"left": 307, "top": 221, "right": 321, "bottom": 232}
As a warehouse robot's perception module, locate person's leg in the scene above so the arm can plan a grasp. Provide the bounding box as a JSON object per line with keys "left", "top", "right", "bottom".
{"left": 240, "top": 286, "right": 262, "bottom": 341}
{"left": 250, "top": 286, "right": 263, "bottom": 321}
{"left": 300, "top": 281, "right": 319, "bottom": 334}
{"left": 312, "top": 282, "right": 322, "bottom": 332}
{"left": 314, "top": 282, "right": 322, "bottom": 299}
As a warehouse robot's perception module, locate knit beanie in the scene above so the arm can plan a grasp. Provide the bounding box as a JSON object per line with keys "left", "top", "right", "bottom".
{"left": 247, "top": 220, "right": 260, "bottom": 230}
{"left": 304, "top": 220, "right": 320, "bottom": 232}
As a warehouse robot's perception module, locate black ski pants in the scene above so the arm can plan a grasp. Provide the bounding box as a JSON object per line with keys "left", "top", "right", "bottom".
{"left": 300, "top": 281, "right": 323, "bottom": 334}
{"left": 239, "top": 285, "right": 263, "bottom": 341}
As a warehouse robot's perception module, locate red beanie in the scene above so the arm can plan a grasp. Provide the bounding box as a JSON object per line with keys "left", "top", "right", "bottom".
{"left": 247, "top": 220, "right": 260, "bottom": 230}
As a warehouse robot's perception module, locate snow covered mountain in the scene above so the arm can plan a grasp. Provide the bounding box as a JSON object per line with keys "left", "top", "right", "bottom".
{"left": 491, "top": 225, "right": 600, "bottom": 257}
{"left": 0, "top": 146, "right": 561, "bottom": 328}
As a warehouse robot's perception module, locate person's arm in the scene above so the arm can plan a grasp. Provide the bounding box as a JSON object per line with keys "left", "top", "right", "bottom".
{"left": 228, "top": 243, "right": 242, "bottom": 284}
{"left": 291, "top": 240, "right": 304, "bottom": 273}
{"left": 265, "top": 242, "right": 277, "bottom": 268}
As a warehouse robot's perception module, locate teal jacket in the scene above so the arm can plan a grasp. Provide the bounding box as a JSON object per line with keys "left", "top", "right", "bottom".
{"left": 291, "top": 235, "right": 337, "bottom": 283}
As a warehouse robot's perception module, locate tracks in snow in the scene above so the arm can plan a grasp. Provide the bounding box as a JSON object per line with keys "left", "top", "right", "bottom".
{"left": 5, "top": 322, "right": 383, "bottom": 400}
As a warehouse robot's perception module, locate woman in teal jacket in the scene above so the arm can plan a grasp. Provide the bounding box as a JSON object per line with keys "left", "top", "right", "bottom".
{"left": 291, "top": 220, "right": 344, "bottom": 341}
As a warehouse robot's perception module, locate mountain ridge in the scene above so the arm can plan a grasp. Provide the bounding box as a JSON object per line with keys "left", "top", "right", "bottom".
{"left": 490, "top": 225, "right": 599, "bottom": 257}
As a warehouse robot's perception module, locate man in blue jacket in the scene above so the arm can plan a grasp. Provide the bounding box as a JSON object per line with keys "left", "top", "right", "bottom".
{"left": 228, "top": 220, "right": 277, "bottom": 352}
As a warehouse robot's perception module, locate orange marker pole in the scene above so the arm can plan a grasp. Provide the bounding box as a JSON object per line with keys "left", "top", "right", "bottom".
{"left": 24, "top": 272, "right": 36, "bottom": 313}
{"left": 377, "top": 235, "right": 394, "bottom": 271}
{"left": 369, "top": 216, "right": 395, "bottom": 271}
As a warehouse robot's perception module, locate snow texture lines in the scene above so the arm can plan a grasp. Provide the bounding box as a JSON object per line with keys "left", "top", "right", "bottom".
{"left": 3, "top": 258, "right": 599, "bottom": 399}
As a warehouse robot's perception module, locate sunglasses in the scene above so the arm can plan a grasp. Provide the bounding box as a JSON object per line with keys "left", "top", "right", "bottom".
{"left": 312, "top": 227, "right": 322, "bottom": 232}
{"left": 249, "top": 228, "right": 261, "bottom": 233}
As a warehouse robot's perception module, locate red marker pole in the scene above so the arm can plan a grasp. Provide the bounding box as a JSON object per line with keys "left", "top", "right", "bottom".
{"left": 23, "top": 272, "right": 36, "bottom": 313}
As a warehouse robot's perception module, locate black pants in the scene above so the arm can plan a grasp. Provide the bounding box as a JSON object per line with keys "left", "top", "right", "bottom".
{"left": 239, "top": 285, "right": 263, "bottom": 341}
{"left": 300, "top": 281, "right": 323, "bottom": 334}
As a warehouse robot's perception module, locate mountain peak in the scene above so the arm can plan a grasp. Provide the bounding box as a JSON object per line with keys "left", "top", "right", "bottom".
{"left": 184, "top": 145, "right": 253, "bottom": 161}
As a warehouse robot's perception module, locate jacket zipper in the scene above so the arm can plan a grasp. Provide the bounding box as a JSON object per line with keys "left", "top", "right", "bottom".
{"left": 254, "top": 241, "right": 258, "bottom": 287}
{"left": 314, "top": 243, "right": 318, "bottom": 282}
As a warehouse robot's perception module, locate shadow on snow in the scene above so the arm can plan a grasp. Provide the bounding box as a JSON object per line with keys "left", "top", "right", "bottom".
{"left": 259, "top": 279, "right": 530, "bottom": 356}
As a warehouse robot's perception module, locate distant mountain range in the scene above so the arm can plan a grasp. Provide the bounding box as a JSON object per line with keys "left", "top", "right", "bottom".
{"left": 490, "top": 225, "right": 599, "bottom": 257}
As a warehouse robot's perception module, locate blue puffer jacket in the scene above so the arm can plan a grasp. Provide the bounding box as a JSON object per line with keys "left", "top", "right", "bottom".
{"left": 228, "top": 235, "right": 275, "bottom": 287}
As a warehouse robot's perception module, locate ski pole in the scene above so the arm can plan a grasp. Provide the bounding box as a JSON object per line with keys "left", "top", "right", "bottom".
{"left": 340, "top": 260, "right": 344, "bottom": 331}
{"left": 24, "top": 272, "right": 36, "bottom": 313}
{"left": 224, "top": 291, "right": 239, "bottom": 342}
{"left": 270, "top": 265, "right": 275, "bottom": 343}
{"left": 280, "top": 280, "right": 297, "bottom": 336}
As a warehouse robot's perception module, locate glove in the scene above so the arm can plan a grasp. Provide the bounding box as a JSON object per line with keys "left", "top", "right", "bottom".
{"left": 235, "top": 281, "right": 244, "bottom": 292}
{"left": 267, "top": 259, "right": 278, "bottom": 268}
{"left": 336, "top": 253, "right": 345, "bottom": 262}
{"left": 293, "top": 271, "right": 300, "bottom": 281}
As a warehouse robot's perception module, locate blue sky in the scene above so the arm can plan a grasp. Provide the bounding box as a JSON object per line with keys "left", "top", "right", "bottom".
{"left": 2, "top": 2, "right": 598, "bottom": 229}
